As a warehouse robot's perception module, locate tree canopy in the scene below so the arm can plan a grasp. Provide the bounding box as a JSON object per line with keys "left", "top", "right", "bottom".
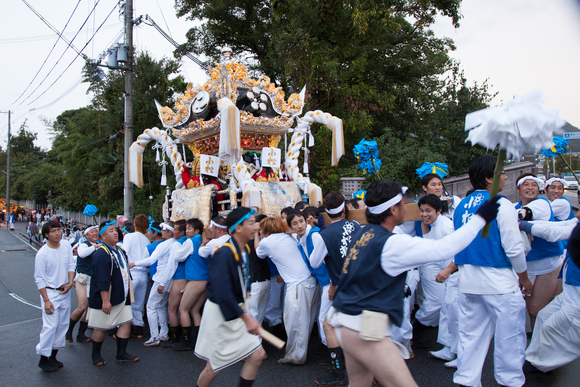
{"left": 0, "top": 51, "right": 186, "bottom": 216}
{"left": 176, "top": 0, "right": 493, "bottom": 192}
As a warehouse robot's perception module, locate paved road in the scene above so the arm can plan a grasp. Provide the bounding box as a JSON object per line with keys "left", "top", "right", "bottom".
{"left": 0, "top": 222, "right": 578, "bottom": 386}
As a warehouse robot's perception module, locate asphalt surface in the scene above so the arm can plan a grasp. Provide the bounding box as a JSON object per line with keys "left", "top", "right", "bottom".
{"left": 1, "top": 221, "right": 578, "bottom": 386}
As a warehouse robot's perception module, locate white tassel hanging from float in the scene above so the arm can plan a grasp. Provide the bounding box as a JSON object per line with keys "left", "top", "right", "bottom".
{"left": 303, "top": 146, "right": 309, "bottom": 174}
{"left": 160, "top": 150, "right": 168, "bottom": 186}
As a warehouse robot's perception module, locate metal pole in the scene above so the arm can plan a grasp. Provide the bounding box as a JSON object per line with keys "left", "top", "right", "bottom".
{"left": 6, "top": 111, "right": 10, "bottom": 218}
{"left": 123, "top": 0, "right": 134, "bottom": 220}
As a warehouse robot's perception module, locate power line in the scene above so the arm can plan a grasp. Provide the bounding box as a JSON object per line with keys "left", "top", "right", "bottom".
{"left": 19, "top": 0, "right": 85, "bottom": 55}
{"left": 143, "top": 15, "right": 208, "bottom": 71}
{"left": 13, "top": 0, "right": 104, "bottom": 108}
{"left": 10, "top": 0, "right": 83, "bottom": 107}
{"left": 0, "top": 24, "right": 120, "bottom": 44}
{"left": 23, "top": 2, "right": 120, "bottom": 108}
{"left": 31, "top": 28, "right": 124, "bottom": 114}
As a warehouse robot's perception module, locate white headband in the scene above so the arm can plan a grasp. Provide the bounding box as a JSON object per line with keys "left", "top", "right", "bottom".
{"left": 517, "top": 176, "right": 544, "bottom": 188}
{"left": 326, "top": 202, "right": 345, "bottom": 215}
{"left": 367, "top": 187, "right": 408, "bottom": 214}
{"left": 160, "top": 223, "right": 174, "bottom": 231}
{"left": 545, "top": 177, "right": 569, "bottom": 187}
{"left": 210, "top": 220, "right": 228, "bottom": 229}
{"left": 83, "top": 225, "right": 98, "bottom": 235}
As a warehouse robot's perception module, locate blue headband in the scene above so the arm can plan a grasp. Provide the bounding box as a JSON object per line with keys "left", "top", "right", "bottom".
{"left": 228, "top": 209, "right": 255, "bottom": 232}
{"left": 122, "top": 226, "right": 132, "bottom": 234}
{"left": 148, "top": 217, "right": 161, "bottom": 234}
{"left": 99, "top": 221, "right": 115, "bottom": 236}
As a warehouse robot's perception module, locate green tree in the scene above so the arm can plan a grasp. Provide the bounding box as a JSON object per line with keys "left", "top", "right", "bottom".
{"left": 46, "top": 51, "right": 186, "bottom": 216}
{"left": 176, "top": 0, "right": 493, "bottom": 193}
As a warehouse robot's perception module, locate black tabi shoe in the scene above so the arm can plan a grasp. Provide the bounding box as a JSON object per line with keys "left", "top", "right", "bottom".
{"left": 49, "top": 349, "right": 63, "bottom": 368}
{"left": 38, "top": 355, "right": 59, "bottom": 372}
{"left": 92, "top": 340, "right": 106, "bottom": 366}
{"left": 315, "top": 369, "right": 347, "bottom": 386}
{"left": 116, "top": 337, "right": 139, "bottom": 363}
{"left": 173, "top": 326, "right": 192, "bottom": 351}
{"left": 76, "top": 333, "right": 92, "bottom": 343}
{"left": 412, "top": 320, "right": 432, "bottom": 348}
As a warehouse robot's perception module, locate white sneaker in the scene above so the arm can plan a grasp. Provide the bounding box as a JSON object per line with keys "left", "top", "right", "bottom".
{"left": 430, "top": 346, "right": 456, "bottom": 361}
{"left": 444, "top": 359, "right": 457, "bottom": 369}
{"left": 158, "top": 334, "right": 170, "bottom": 342}
{"left": 143, "top": 337, "right": 160, "bottom": 347}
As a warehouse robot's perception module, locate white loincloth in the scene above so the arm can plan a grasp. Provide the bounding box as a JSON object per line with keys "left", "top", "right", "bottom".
{"left": 194, "top": 300, "right": 261, "bottom": 372}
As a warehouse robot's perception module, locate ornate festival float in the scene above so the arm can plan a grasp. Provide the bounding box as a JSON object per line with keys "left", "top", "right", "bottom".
{"left": 128, "top": 50, "right": 345, "bottom": 225}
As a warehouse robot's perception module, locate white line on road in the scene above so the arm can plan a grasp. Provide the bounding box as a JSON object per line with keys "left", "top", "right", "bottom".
{"left": 10, "top": 230, "right": 39, "bottom": 252}
{"left": 2, "top": 228, "right": 42, "bottom": 310}
{"left": 9, "top": 293, "right": 41, "bottom": 310}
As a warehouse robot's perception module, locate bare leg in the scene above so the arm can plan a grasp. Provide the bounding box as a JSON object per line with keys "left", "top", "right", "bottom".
{"left": 70, "top": 283, "right": 88, "bottom": 321}
{"left": 323, "top": 318, "right": 339, "bottom": 348}
{"left": 168, "top": 279, "right": 187, "bottom": 327}
{"left": 197, "top": 361, "right": 220, "bottom": 387}
{"left": 240, "top": 346, "right": 265, "bottom": 381}
{"left": 117, "top": 321, "right": 131, "bottom": 339}
{"left": 342, "top": 347, "right": 374, "bottom": 387}
{"left": 178, "top": 280, "right": 207, "bottom": 327}
{"left": 92, "top": 329, "right": 107, "bottom": 342}
{"left": 526, "top": 267, "right": 560, "bottom": 329}
{"left": 340, "top": 327, "right": 418, "bottom": 387}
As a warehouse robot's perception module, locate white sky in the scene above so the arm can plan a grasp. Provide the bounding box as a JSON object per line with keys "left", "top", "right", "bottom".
{"left": 1, "top": 0, "right": 580, "bottom": 150}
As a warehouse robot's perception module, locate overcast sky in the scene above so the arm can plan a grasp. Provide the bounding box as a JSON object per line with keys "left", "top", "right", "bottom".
{"left": 1, "top": 0, "right": 580, "bottom": 150}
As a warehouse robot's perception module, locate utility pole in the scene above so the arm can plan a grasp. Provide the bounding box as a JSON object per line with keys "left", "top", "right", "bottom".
{"left": 123, "top": 0, "right": 134, "bottom": 220}
{"left": 1, "top": 111, "right": 10, "bottom": 216}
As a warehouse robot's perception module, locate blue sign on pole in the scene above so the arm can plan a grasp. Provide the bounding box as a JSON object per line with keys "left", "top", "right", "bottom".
{"left": 563, "top": 132, "right": 580, "bottom": 140}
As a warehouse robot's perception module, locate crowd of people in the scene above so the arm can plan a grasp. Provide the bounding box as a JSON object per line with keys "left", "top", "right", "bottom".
{"left": 31, "top": 154, "right": 580, "bottom": 386}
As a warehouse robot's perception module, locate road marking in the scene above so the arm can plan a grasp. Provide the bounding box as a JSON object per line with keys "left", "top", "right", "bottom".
{"left": 9, "top": 293, "right": 41, "bottom": 310}
{"left": 9, "top": 230, "right": 39, "bottom": 252}
{"left": 0, "top": 317, "right": 41, "bottom": 329}
{"left": 1, "top": 230, "right": 42, "bottom": 310}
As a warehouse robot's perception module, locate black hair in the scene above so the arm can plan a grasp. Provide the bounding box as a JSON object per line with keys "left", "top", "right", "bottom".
{"left": 303, "top": 206, "right": 318, "bottom": 218}
{"left": 174, "top": 219, "right": 187, "bottom": 234}
{"left": 42, "top": 220, "right": 61, "bottom": 239}
{"left": 324, "top": 191, "right": 345, "bottom": 219}
{"left": 281, "top": 207, "right": 294, "bottom": 217}
{"left": 365, "top": 180, "right": 405, "bottom": 225}
{"left": 150, "top": 221, "right": 163, "bottom": 236}
{"left": 186, "top": 218, "right": 204, "bottom": 234}
{"left": 123, "top": 222, "right": 135, "bottom": 233}
{"left": 418, "top": 194, "right": 443, "bottom": 212}
{"left": 286, "top": 210, "right": 306, "bottom": 227}
{"left": 469, "top": 155, "right": 496, "bottom": 190}
{"left": 116, "top": 227, "right": 124, "bottom": 242}
{"left": 349, "top": 198, "right": 360, "bottom": 209}
{"left": 226, "top": 207, "right": 253, "bottom": 233}
{"left": 255, "top": 214, "right": 268, "bottom": 223}
{"left": 421, "top": 174, "right": 442, "bottom": 192}
{"left": 294, "top": 201, "right": 307, "bottom": 211}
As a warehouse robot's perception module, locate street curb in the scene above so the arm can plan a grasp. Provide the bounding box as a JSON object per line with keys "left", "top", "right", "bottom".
{"left": 16, "top": 231, "right": 43, "bottom": 248}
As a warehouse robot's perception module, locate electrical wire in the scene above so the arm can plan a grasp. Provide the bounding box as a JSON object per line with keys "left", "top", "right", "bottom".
{"left": 143, "top": 15, "right": 207, "bottom": 70}
{"left": 0, "top": 24, "right": 120, "bottom": 44}
{"left": 11, "top": 0, "right": 83, "bottom": 107}
{"left": 23, "top": 2, "right": 120, "bottom": 108}
{"left": 19, "top": 0, "right": 83, "bottom": 56}
{"left": 13, "top": 0, "right": 104, "bottom": 108}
